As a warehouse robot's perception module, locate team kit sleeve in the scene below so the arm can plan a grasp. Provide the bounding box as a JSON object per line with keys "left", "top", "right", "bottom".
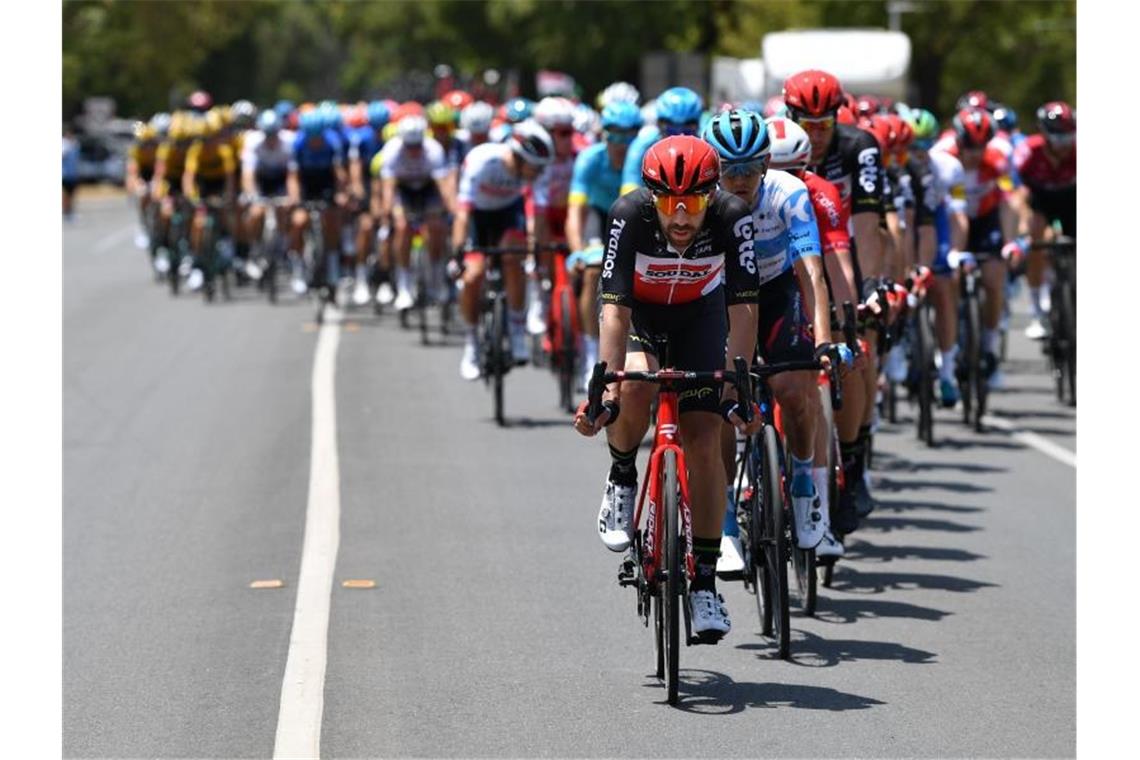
{"left": 811, "top": 180, "right": 851, "bottom": 255}
{"left": 719, "top": 194, "right": 760, "bottom": 305}
{"left": 456, "top": 156, "right": 476, "bottom": 210}
{"left": 427, "top": 141, "right": 451, "bottom": 181}
{"left": 377, "top": 140, "right": 398, "bottom": 180}
{"left": 781, "top": 181, "right": 822, "bottom": 263}
{"left": 847, "top": 130, "right": 885, "bottom": 216}
{"left": 620, "top": 133, "right": 654, "bottom": 196}
{"left": 599, "top": 195, "right": 640, "bottom": 307}
{"left": 568, "top": 147, "right": 594, "bottom": 207}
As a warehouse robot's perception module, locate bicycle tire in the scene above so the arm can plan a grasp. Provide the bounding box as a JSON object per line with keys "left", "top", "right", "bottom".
{"left": 747, "top": 442, "right": 772, "bottom": 636}
{"left": 167, "top": 213, "right": 183, "bottom": 296}
{"left": 916, "top": 305, "right": 935, "bottom": 446}
{"left": 764, "top": 425, "right": 791, "bottom": 658}
{"left": 960, "top": 280, "right": 978, "bottom": 425}
{"left": 1063, "top": 278, "right": 1075, "bottom": 406}
{"left": 663, "top": 449, "right": 681, "bottom": 705}
{"left": 558, "top": 288, "right": 575, "bottom": 414}
{"left": 970, "top": 287, "right": 987, "bottom": 432}
{"left": 492, "top": 297, "right": 507, "bottom": 426}
{"left": 416, "top": 248, "right": 430, "bottom": 345}
{"left": 201, "top": 216, "right": 217, "bottom": 304}
{"left": 817, "top": 385, "right": 839, "bottom": 589}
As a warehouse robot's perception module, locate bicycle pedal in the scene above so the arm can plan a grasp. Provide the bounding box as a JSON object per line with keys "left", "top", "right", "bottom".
{"left": 689, "top": 631, "right": 724, "bottom": 646}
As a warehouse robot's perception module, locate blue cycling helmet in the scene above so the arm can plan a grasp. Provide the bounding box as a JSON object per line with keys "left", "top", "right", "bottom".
{"left": 300, "top": 110, "right": 323, "bottom": 137}
{"left": 601, "top": 101, "right": 643, "bottom": 130}
{"left": 257, "top": 110, "right": 281, "bottom": 134}
{"left": 738, "top": 100, "right": 765, "bottom": 115}
{"left": 504, "top": 97, "right": 534, "bottom": 124}
{"left": 367, "top": 100, "right": 390, "bottom": 130}
{"left": 702, "top": 109, "right": 771, "bottom": 163}
{"left": 319, "top": 102, "right": 342, "bottom": 131}
{"left": 655, "top": 86, "right": 703, "bottom": 125}
{"left": 274, "top": 99, "right": 295, "bottom": 121}
{"left": 991, "top": 102, "right": 1018, "bottom": 132}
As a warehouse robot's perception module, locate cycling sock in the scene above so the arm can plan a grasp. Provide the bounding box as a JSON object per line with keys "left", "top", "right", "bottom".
{"left": 691, "top": 537, "right": 721, "bottom": 593}
{"left": 608, "top": 444, "right": 638, "bottom": 486}
{"left": 1029, "top": 285, "right": 1044, "bottom": 319}
{"left": 982, "top": 328, "right": 1000, "bottom": 356}
{"left": 940, "top": 346, "right": 959, "bottom": 382}
{"left": 583, "top": 335, "right": 599, "bottom": 365}
{"left": 791, "top": 454, "right": 814, "bottom": 496}
{"left": 509, "top": 309, "right": 527, "bottom": 334}
{"left": 395, "top": 266, "right": 411, "bottom": 292}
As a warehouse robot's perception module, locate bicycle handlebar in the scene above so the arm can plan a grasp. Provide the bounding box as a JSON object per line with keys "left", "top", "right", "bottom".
{"left": 585, "top": 356, "right": 754, "bottom": 426}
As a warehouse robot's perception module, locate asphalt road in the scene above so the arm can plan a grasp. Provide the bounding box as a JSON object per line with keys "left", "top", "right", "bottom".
{"left": 64, "top": 196, "right": 1076, "bottom": 759}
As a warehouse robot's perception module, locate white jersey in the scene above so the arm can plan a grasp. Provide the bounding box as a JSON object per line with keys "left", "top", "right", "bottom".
{"left": 376, "top": 136, "right": 449, "bottom": 188}
{"left": 532, "top": 153, "right": 575, "bottom": 209}
{"left": 928, "top": 150, "right": 967, "bottom": 215}
{"left": 749, "top": 170, "right": 820, "bottom": 287}
{"left": 242, "top": 130, "right": 295, "bottom": 176}
{"left": 457, "top": 143, "right": 526, "bottom": 211}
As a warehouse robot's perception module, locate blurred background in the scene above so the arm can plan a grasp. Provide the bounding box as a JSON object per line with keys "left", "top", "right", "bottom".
{"left": 62, "top": 0, "right": 1075, "bottom": 182}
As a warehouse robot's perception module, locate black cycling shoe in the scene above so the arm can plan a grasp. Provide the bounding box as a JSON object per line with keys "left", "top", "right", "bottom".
{"left": 853, "top": 477, "right": 876, "bottom": 518}
{"left": 832, "top": 488, "right": 860, "bottom": 536}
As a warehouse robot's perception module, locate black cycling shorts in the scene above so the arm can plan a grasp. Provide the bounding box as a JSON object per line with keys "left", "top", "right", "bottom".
{"left": 1029, "top": 186, "right": 1076, "bottom": 238}
{"left": 396, "top": 182, "right": 444, "bottom": 221}
{"left": 468, "top": 197, "right": 527, "bottom": 248}
{"left": 196, "top": 178, "right": 227, "bottom": 200}
{"left": 756, "top": 269, "right": 814, "bottom": 364}
{"left": 300, "top": 170, "right": 336, "bottom": 203}
{"left": 626, "top": 290, "right": 727, "bottom": 415}
{"left": 967, "top": 209, "right": 1004, "bottom": 258}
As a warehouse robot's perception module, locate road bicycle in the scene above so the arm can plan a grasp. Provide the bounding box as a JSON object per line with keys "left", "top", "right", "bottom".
{"left": 253, "top": 196, "right": 292, "bottom": 305}
{"left": 588, "top": 356, "right": 753, "bottom": 706}
{"left": 196, "top": 196, "right": 233, "bottom": 304}
{"left": 541, "top": 243, "right": 576, "bottom": 414}
{"left": 299, "top": 200, "right": 336, "bottom": 324}
{"left": 1031, "top": 235, "right": 1076, "bottom": 407}
{"left": 400, "top": 226, "right": 455, "bottom": 346}
{"left": 953, "top": 252, "right": 989, "bottom": 432}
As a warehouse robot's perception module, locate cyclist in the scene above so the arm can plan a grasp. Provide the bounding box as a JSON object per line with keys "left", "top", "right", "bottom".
{"left": 619, "top": 86, "right": 704, "bottom": 195}
{"left": 371, "top": 115, "right": 454, "bottom": 314}
{"left": 573, "top": 135, "right": 761, "bottom": 642}
{"left": 933, "top": 107, "right": 1022, "bottom": 390}
{"left": 900, "top": 109, "right": 970, "bottom": 407}
{"left": 1013, "top": 101, "right": 1076, "bottom": 340}
{"left": 183, "top": 110, "right": 236, "bottom": 291}
{"left": 766, "top": 114, "right": 861, "bottom": 557}
{"left": 529, "top": 96, "right": 580, "bottom": 336}
{"left": 453, "top": 121, "right": 554, "bottom": 380}
{"left": 151, "top": 112, "right": 193, "bottom": 265}
{"left": 242, "top": 109, "right": 294, "bottom": 277}
{"left": 426, "top": 99, "right": 466, "bottom": 193}
{"left": 346, "top": 100, "right": 390, "bottom": 306}
{"left": 565, "top": 101, "right": 643, "bottom": 390}
{"left": 127, "top": 118, "right": 161, "bottom": 251}
{"left": 703, "top": 109, "right": 845, "bottom": 568}
{"left": 598, "top": 81, "right": 640, "bottom": 108}
{"left": 287, "top": 109, "right": 347, "bottom": 296}
{"left": 63, "top": 125, "right": 79, "bottom": 220}
{"left": 783, "top": 69, "right": 885, "bottom": 531}
{"left": 230, "top": 101, "right": 258, "bottom": 276}
{"left": 490, "top": 97, "right": 534, "bottom": 143}
{"left": 458, "top": 101, "right": 494, "bottom": 149}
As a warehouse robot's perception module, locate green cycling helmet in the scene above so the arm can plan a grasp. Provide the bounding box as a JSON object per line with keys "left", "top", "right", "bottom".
{"left": 908, "top": 108, "right": 939, "bottom": 145}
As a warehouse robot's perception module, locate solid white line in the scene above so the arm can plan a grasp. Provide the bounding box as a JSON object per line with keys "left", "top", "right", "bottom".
{"left": 91, "top": 225, "right": 134, "bottom": 255}
{"left": 274, "top": 308, "right": 342, "bottom": 760}
{"left": 981, "top": 413, "right": 1076, "bottom": 468}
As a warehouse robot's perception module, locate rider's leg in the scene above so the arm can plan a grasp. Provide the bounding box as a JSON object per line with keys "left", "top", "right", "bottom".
{"left": 981, "top": 257, "right": 1007, "bottom": 364}
{"left": 604, "top": 349, "right": 655, "bottom": 485}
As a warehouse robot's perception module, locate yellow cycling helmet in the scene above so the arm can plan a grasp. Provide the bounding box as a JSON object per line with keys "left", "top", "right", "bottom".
{"left": 204, "top": 109, "right": 225, "bottom": 137}
{"left": 425, "top": 100, "right": 456, "bottom": 127}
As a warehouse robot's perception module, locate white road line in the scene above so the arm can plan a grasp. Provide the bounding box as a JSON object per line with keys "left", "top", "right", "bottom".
{"left": 92, "top": 225, "right": 135, "bottom": 255}
{"left": 274, "top": 307, "right": 342, "bottom": 760}
{"left": 981, "top": 413, "right": 1076, "bottom": 468}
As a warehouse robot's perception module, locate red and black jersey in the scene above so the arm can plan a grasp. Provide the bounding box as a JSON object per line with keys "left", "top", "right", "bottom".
{"left": 802, "top": 171, "right": 850, "bottom": 256}
{"left": 1014, "top": 134, "right": 1076, "bottom": 193}
{"left": 808, "top": 124, "right": 885, "bottom": 217}
{"left": 601, "top": 188, "right": 757, "bottom": 308}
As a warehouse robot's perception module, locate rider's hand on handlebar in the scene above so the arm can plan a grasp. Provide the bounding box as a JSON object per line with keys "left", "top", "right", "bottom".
{"left": 573, "top": 398, "right": 617, "bottom": 437}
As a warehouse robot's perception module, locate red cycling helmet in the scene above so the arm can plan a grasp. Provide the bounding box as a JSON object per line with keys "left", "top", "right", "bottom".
{"left": 836, "top": 105, "right": 857, "bottom": 126}
{"left": 952, "top": 108, "right": 994, "bottom": 148}
{"left": 1037, "top": 101, "right": 1075, "bottom": 135}
{"left": 866, "top": 115, "right": 894, "bottom": 153}
{"left": 782, "top": 70, "right": 844, "bottom": 117}
{"left": 442, "top": 89, "right": 474, "bottom": 113}
{"left": 887, "top": 113, "right": 913, "bottom": 149}
{"left": 855, "top": 94, "right": 881, "bottom": 120}
{"left": 641, "top": 135, "right": 720, "bottom": 195}
{"left": 391, "top": 101, "right": 425, "bottom": 123}
{"left": 842, "top": 91, "right": 859, "bottom": 112}
{"left": 956, "top": 90, "right": 990, "bottom": 112}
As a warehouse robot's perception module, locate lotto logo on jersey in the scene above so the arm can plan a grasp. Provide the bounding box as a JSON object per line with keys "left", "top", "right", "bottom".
{"left": 857, "top": 147, "right": 879, "bottom": 194}
{"left": 602, "top": 218, "right": 627, "bottom": 279}
{"left": 733, "top": 216, "right": 756, "bottom": 275}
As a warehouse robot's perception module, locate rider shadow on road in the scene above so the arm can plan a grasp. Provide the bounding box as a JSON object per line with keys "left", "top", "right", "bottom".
{"left": 737, "top": 629, "right": 937, "bottom": 669}
{"left": 646, "top": 668, "right": 886, "bottom": 714}
{"left": 813, "top": 597, "right": 953, "bottom": 625}
{"left": 874, "top": 450, "right": 1007, "bottom": 475}
{"left": 828, "top": 566, "right": 998, "bottom": 595}
{"left": 843, "top": 540, "right": 986, "bottom": 563}
{"left": 874, "top": 497, "right": 984, "bottom": 515}
{"left": 876, "top": 476, "right": 993, "bottom": 495}
{"left": 858, "top": 515, "right": 982, "bottom": 534}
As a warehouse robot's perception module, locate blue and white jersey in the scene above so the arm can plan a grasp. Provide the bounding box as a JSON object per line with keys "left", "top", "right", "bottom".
{"left": 749, "top": 169, "right": 820, "bottom": 287}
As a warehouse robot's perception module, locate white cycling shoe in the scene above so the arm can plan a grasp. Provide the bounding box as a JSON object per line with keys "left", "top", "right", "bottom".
{"left": 716, "top": 535, "right": 745, "bottom": 575}
{"left": 1025, "top": 318, "right": 1049, "bottom": 341}
{"left": 459, "top": 340, "right": 481, "bottom": 381}
{"left": 598, "top": 479, "right": 636, "bottom": 552}
{"left": 186, "top": 269, "right": 204, "bottom": 292}
{"left": 376, "top": 282, "right": 395, "bottom": 306}
{"left": 690, "top": 589, "right": 731, "bottom": 641}
{"left": 816, "top": 529, "right": 845, "bottom": 558}
{"left": 394, "top": 287, "right": 415, "bottom": 312}
{"left": 527, "top": 297, "right": 547, "bottom": 336}
{"left": 791, "top": 484, "right": 825, "bottom": 550}
{"left": 352, "top": 280, "right": 370, "bottom": 306}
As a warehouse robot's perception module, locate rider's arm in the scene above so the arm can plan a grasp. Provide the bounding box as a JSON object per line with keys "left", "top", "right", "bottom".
{"left": 721, "top": 195, "right": 760, "bottom": 398}
{"left": 598, "top": 303, "right": 630, "bottom": 401}
{"left": 782, "top": 182, "right": 829, "bottom": 346}
{"left": 182, "top": 142, "right": 199, "bottom": 201}
{"left": 597, "top": 195, "right": 641, "bottom": 396}
{"left": 565, "top": 200, "right": 587, "bottom": 255}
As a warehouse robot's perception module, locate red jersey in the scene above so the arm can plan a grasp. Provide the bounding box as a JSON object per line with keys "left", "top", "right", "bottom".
{"left": 802, "top": 170, "right": 850, "bottom": 256}
{"left": 937, "top": 142, "right": 1010, "bottom": 218}
{"left": 1013, "top": 134, "right": 1076, "bottom": 193}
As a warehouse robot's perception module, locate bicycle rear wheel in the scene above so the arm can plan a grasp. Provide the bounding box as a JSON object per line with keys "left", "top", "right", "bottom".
{"left": 786, "top": 446, "right": 816, "bottom": 617}
{"left": 662, "top": 449, "right": 681, "bottom": 705}
{"left": 960, "top": 282, "right": 979, "bottom": 426}
{"left": 1058, "top": 276, "right": 1076, "bottom": 406}
{"left": 971, "top": 288, "right": 988, "bottom": 432}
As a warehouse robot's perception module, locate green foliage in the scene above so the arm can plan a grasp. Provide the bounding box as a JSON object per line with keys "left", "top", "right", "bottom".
{"left": 63, "top": 0, "right": 1074, "bottom": 125}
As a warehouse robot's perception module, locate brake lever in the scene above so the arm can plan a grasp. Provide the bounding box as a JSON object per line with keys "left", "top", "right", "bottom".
{"left": 585, "top": 361, "right": 608, "bottom": 425}
{"left": 733, "top": 356, "right": 753, "bottom": 424}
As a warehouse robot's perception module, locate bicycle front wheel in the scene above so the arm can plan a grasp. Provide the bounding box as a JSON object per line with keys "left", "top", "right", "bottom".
{"left": 762, "top": 425, "right": 790, "bottom": 659}
{"left": 916, "top": 306, "right": 935, "bottom": 446}
{"left": 960, "top": 284, "right": 979, "bottom": 426}
{"left": 558, "top": 288, "right": 575, "bottom": 414}
{"left": 662, "top": 449, "right": 681, "bottom": 705}
{"left": 491, "top": 297, "right": 507, "bottom": 426}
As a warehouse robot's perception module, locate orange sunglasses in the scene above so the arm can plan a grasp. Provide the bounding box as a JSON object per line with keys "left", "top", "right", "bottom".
{"left": 652, "top": 191, "right": 713, "bottom": 215}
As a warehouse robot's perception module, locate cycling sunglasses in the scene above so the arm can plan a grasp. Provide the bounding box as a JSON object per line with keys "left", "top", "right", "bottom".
{"left": 604, "top": 127, "right": 638, "bottom": 144}
{"left": 790, "top": 109, "right": 836, "bottom": 130}
{"left": 652, "top": 190, "right": 713, "bottom": 215}
{"left": 720, "top": 157, "right": 769, "bottom": 179}
{"left": 660, "top": 120, "right": 700, "bottom": 136}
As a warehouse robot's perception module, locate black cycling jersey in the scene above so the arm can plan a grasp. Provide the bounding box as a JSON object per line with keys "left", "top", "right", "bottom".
{"left": 809, "top": 124, "right": 884, "bottom": 218}
{"left": 904, "top": 157, "right": 937, "bottom": 229}
{"left": 600, "top": 187, "right": 757, "bottom": 309}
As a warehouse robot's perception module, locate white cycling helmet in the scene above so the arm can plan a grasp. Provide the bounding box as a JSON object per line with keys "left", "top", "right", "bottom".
{"left": 765, "top": 116, "right": 812, "bottom": 171}
{"left": 509, "top": 120, "right": 554, "bottom": 167}
{"left": 601, "top": 81, "right": 640, "bottom": 107}
{"left": 398, "top": 115, "right": 427, "bottom": 146}
{"left": 460, "top": 101, "right": 494, "bottom": 134}
{"left": 573, "top": 104, "right": 601, "bottom": 136}
{"left": 534, "top": 97, "right": 577, "bottom": 129}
